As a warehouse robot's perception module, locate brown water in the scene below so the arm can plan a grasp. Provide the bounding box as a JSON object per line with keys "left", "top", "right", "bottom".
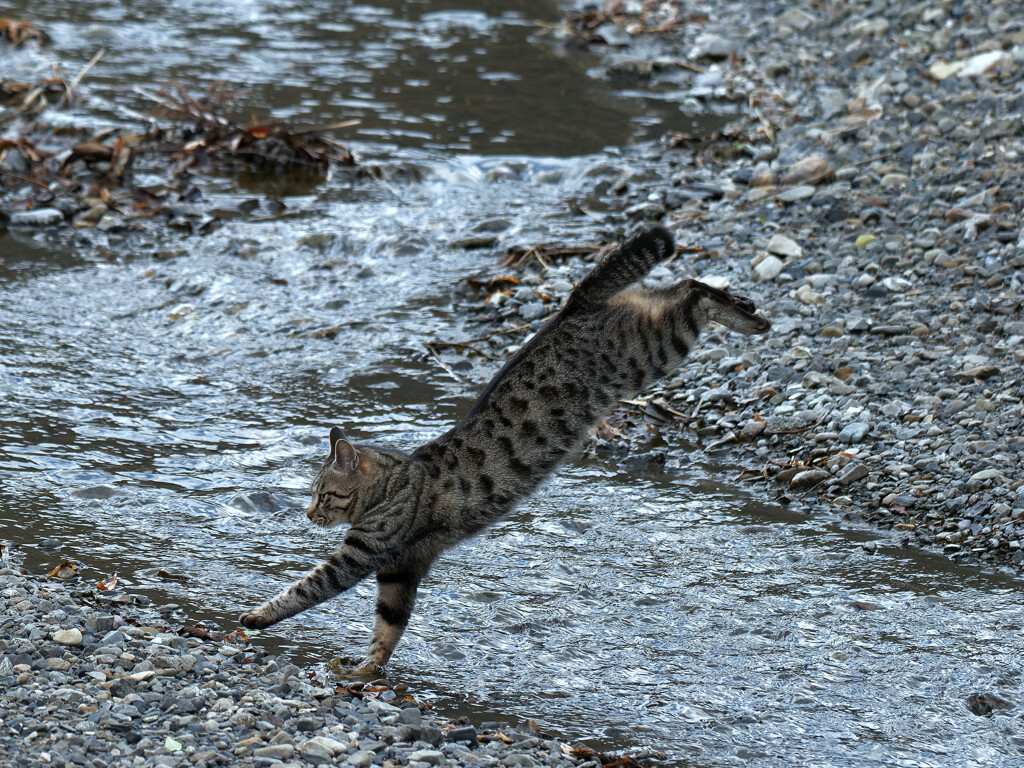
{"left": 2, "top": 2, "right": 1024, "bottom": 766}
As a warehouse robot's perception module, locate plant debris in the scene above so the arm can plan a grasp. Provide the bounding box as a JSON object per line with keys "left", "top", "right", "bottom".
{"left": 46, "top": 561, "right": 78, "bottom": 580}
{"left": 1, "top": 57, "right": 359, "bottom": 235}
{"left": 0, "top": 18, "right": 50, "bottom": 47}
{"left": 548, "top": 1, "right": 697, "bottom": 48}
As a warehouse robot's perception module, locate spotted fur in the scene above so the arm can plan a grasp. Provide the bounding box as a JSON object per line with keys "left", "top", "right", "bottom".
{"left": 240, "top": 227, "right": 771, "bottom": 670}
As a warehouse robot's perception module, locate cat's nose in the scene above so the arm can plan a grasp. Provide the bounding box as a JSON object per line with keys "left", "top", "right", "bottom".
{"left": 306, "top": 503, "right": 317, "bottom": 520}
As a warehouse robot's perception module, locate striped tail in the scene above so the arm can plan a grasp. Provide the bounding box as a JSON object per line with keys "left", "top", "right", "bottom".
{"left": 563, "top": 227, "right": 675, "bottom": 315}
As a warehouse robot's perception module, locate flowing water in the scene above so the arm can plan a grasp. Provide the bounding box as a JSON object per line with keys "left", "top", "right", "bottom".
{"left": 2, "top": 2, "right": 1023, "bottom": 766}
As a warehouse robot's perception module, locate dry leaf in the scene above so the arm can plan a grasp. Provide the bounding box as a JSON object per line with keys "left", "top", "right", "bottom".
{"left": 96, "top": 573, "right": 119, "bottom": 590}
{"left": 47, "top": 562, "right": 78, "bottom": 580}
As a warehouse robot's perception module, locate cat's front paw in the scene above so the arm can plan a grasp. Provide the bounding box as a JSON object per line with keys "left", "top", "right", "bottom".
{"left": 239, "top": 609, "right": 274, "bottom": 629}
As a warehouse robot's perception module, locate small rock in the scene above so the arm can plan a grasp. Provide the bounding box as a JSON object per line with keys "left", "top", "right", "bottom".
{"left": 407, "top": 750, "right": 445, "bottom": 766}
{"left": 839, "top": 423, "right": 870, "bottom": 444}
{"left": 880, "top": 173, "right": 911, "bottom": 189}
{"left": 52, "top": 629, "right": 83, "bottom": 646}
{"left": 397, "top": 707, "right": 422, "bottom": 725}
{"left": 691, "top": 33, "right": 739, "bottom": 59}
{"left": 819, "top": 326, "right": 844, "bottom": 338}
{"left": 789, "top": 469, "right": 831, "bottom": 491}
{"left": 766, "top": 233, "right": 803, "bottom": 258}
{"left": 928, "top": 60, "right": 964, "bottom": 80}
{"left": 519, "top": 302, "right": 547, "bottom": 321}
{"left": 740, "top": 420, "right": 766, "bottom": 440}
{"left": 780, "top": 157, "right": 828, "bottom": 186}
{"left": 348, "top": 751, "right": 375, "bottom": 767}
{"left": 447, "top": 725, "right": 479, "bottom": 746}
{"left": 753, "top": 255, "right": 785, "bottom": 282}
{"left": 958, "top": 51, "right": 1014, "bottom": 79}
{"left": 953, "top": 366, "right": 999, "bottom": 382}
{"left": 836, "top": 463, "right": 869, "bottom": 486}
{"left": 969, "top": 469, "right": 1006, "bottom": 487}
{"left": 10, "top": 208, "right": 64, "bottom": 226}
{"left": 305, "top": 736, "right": 348, "bottom": 756}
{"left": 777, "top": 185, "right": 816, "bottom": 202}
{"left": 254, "top": 745, "right": 295, "bottom": 760}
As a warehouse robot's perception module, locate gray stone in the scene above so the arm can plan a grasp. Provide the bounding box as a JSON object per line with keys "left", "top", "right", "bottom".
{"left": 766, "top": 233, "right": 803, "bottom": 258}
{"left": 777, "top": 185, "right": 816, "bottom": 202}
{"left": 839, "top": 423, "right": 870, "bottom": 444}
{"left": 397, "top": 707, "right": 422, "bottom": 725}
{"left": 789, "top": 469, "right": 831, "bottom": 491}
{"left": 836, "top": 463, "right": 869, "bottom": 486}
{"left": 519, "top": 302, "right": 547, "bottom": 321}
{"left": 10, "top": 208, "right": 64, "bottom": 226}
{"left": 446, "top": 725, "right": 478, "bottom": 746}
{"left": 348, "top": 750, "right": 375, "bottom": 767}
{"left": 407, "top": 750, "right": 444, "bottom": 766}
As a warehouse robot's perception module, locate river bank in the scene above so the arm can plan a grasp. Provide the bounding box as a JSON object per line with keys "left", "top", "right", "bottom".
{"left": 1, "top": 543, "right": 628, "bottom": 768}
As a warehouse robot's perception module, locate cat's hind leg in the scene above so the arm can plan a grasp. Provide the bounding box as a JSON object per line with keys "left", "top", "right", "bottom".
{"left": 350, "top": 565, "right": 423, "bottom": 673}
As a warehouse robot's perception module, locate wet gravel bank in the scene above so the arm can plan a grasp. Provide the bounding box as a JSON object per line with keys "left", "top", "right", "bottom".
{"left": 451, "top": 0, "right": 1023, "bottom": 569}
{"left": 0, "top": 544, "right": 620, "bottom": 768}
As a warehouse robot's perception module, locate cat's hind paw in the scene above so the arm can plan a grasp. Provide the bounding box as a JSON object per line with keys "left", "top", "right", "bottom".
{"left": 326, "top": 655, "right": 386, "bottom": 678}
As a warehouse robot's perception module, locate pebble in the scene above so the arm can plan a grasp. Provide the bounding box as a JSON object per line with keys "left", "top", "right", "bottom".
{"left": 0, "top": 550, "right": 573, "bottom": 768}
{"left": 518, "top": 302, "right": 547, "bottom": 321}
{"left": 776, "top": 185, "right": 815, "bottom": 202}
{"left": 789, "top": 469, "right": 831, "bottom": 491}
{"left": 52, "top": 628, "right": 83, "bottom": 646}
{"left": 969, "top": 469, "right": 1006, "bottom": 487}
{"left": 836, "top": 463, "right": 869, "bottom": 486}
{"left": 780, "top": 157, "right": 827, "bottom": 186}
{"left": 407, "top": 749, "right": 445, "bottom": 765}
{"left": 753, "top": 255, "right": 784, "bottom": 281}
{"left": 838, "top": 423, "right": 870, "bottom": 444}
{"left": 10, "top": 208, "right": 64, "bottom": 226}
{"left": 766, "top": 233, "right": 802, "bottom": 258}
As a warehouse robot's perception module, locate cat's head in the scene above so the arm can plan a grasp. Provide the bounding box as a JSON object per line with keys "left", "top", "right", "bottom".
{"left": 306, "top": 426, "right": 379, "bottom": 528}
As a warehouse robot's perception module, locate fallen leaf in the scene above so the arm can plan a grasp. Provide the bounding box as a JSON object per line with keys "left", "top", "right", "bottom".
{"left": 855, "top": 233, "right": 876, "bottom": 248}
{"left": 96, "top": 573, "right": 118, "bottom": 590}
{"left": 47, "top": 562, "right": 78, "bottom": 580}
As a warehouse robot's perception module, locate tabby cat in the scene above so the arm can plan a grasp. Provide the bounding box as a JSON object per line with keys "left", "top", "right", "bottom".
{"left": 241, "top": 226, "right": 771, "bottom": 671}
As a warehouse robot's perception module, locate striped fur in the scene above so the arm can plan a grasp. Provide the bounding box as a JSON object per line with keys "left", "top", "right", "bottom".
{"left": 240, "top": 226, "right": 771, "bottom": 671}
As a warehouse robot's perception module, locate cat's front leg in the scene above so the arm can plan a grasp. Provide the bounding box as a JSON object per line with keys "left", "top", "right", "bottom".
{"left": 240, "top": 539, "right": 380, "bottom": 628}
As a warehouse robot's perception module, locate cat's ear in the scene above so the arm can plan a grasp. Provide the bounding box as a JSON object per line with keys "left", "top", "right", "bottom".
{"left": 327, "top": 426, "right": 357, "bottom": 470}
{"left": 333, "top": 439, "right": 359, "bottom": 473}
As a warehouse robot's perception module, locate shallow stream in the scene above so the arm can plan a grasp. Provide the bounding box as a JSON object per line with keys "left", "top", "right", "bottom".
{"left": 2, "top": 2, "right": 1023, "bottom": 765}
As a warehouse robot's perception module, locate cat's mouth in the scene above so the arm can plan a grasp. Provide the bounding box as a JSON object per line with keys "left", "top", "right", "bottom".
{"left": 729, "top": 294, "right": 772, "bottom": 333}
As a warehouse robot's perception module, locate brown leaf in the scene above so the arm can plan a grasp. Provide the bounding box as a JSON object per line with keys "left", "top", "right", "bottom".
{"left": 47, "top": 562, "right": 78, "bottom": 580}
{"left": 96, "top": 573, "right": 119, "bottom": 590}
{"left": 0, "top": 18, "right": 51, "bottom": 46}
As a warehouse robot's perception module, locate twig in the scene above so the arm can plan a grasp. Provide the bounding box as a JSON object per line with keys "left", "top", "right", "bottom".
{"left": 425, "top": 322, "right": 534, "bottom": 354}
{"left": 59, "top": 48, "right": 105, "bottom": 107}
{"left": 0, "top": 169, "right": 50, "bottom": 189}
{"left": 292, "top": 119, "right": 361, "bottom": 135}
